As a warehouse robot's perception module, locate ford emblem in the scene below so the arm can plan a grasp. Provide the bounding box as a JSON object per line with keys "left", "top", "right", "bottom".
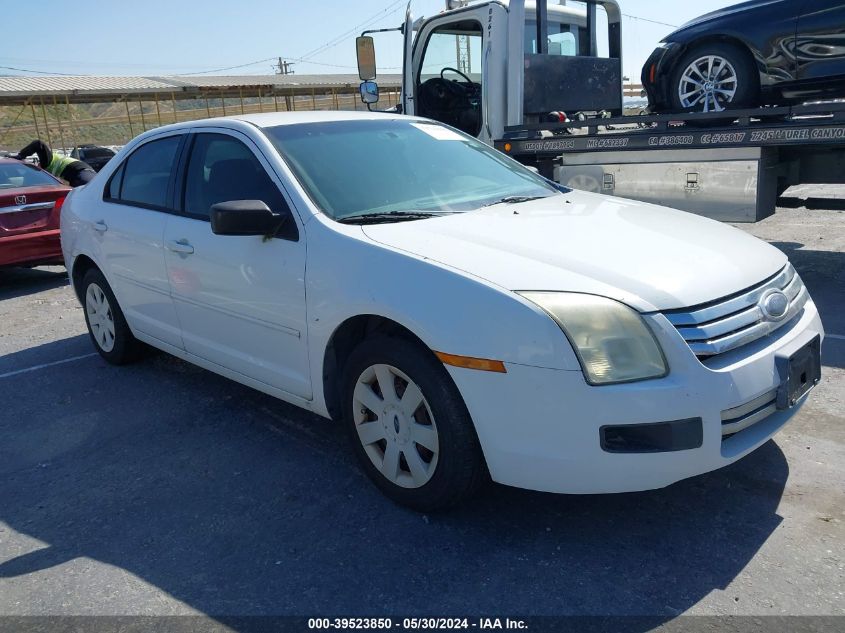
{"left": 759, "top": 290, "right": 789, "bottom": 321}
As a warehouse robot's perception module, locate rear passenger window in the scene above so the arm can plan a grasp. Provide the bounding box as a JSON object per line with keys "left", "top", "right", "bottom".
{"left": 106, "top": 162, "right": 125, "bottom": 199}
{"left": 116, "top": 136, "right": 180, "bottom": 209}
{"left": 182, "top": 133, "right": 286, "bottom": 219}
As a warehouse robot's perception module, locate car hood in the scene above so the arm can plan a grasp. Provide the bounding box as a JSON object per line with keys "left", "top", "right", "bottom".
{"left": 671, "top": 0, "right": 784, "bottom": 35}
{"left": 361, "top": 190, "right": 786, "bottom": 312}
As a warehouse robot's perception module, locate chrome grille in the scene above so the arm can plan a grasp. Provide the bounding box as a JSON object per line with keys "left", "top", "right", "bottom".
{"left": 663, "top": 264, "right": 808, "bottom": 358}
{"left": 721, "top": 390, "right": 778, "bottom": 437}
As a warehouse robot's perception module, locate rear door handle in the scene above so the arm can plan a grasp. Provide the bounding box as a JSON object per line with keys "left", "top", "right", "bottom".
{"left": 93, "top": 220, "right": 108, "bottom": 233}
{"left": 166, "top": 239, "right": 194, "bottom": 255}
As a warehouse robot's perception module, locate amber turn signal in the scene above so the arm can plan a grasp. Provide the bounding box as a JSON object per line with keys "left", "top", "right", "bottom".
{"left": 435, "top": 351, "right": 507, "bottom": 373}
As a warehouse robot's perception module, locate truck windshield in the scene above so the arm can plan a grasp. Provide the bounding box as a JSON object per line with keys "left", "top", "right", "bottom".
{"left": 265, "top": 119, "right": 558, "bottom": 220}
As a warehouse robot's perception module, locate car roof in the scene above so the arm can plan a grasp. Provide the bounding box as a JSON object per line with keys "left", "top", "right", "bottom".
{"left": 122, "top": 110, "right": 426, "bottom": 149}
{"left": 196, "top": 110, "right": 411, "bottom": 129}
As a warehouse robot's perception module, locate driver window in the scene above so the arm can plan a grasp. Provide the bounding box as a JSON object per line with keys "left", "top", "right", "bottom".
{"left": 417, "top": 20, "right": 483, "bottom": 137}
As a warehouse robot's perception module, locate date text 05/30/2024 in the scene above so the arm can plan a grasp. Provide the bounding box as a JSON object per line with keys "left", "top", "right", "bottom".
{"left": 307, "top": 618, "right": 528, "bottom": 630}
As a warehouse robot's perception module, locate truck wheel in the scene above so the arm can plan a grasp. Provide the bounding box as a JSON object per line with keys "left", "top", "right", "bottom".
{"left": 81, "top": 268, "right": 143, "bottom": 365}
{"left": 671, "top": 42, "right": 758, "bottom": 113}
{"left": 341, "top": 336, "right": 486, "bottom": 511}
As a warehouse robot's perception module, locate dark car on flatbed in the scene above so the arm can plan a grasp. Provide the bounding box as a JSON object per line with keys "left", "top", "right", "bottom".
{"left": 642, "top": 0, "right": 845, "bottom": 114}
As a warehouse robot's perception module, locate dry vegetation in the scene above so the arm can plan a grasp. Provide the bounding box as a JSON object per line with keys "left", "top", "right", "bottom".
{"left": 0, "top": 91, "right": 399, "bottom": 151}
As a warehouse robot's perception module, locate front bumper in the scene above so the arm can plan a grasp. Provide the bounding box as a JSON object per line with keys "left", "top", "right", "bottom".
{"left": 641, "top": 42, "right": 684, "bottom": 113}
{"left": 0, "top": 229, "right": 63, "bottom": 267}
{"left": 448, "top": 299, "right": 823, "bottom": 494}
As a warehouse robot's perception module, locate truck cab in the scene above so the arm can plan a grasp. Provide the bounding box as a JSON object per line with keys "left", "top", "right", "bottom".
{"left": 357, "top": 0, "right": 622, "bottom": 144}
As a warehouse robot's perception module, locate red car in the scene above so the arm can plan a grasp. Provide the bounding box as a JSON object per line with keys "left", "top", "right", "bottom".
{"left": 0, "top": 157, "right": 71, "bottom": 268}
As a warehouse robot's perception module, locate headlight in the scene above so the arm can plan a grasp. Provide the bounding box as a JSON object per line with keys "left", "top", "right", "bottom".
{"left": 519, "top": 292, "right": 668, "bottom": 385}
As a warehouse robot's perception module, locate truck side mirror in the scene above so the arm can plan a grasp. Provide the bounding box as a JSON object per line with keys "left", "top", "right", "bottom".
{"left": 359, "top": 80, "right": 380, "bottom": 104}
{"left": 356, "top": 36, "right": 377, "bottom": 81}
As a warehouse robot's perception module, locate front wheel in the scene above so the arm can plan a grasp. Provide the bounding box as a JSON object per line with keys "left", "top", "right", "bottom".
{"left": 342, "top": 336, "right": 486, "bottom": 511}
{"left": 670, "top": 42, "right": 758, "bottom": 114}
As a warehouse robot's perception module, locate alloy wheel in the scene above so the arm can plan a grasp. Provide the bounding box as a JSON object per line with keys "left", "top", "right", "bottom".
{"left": 352, "top": 363, "right": 440, "bottom": 489}
{"left": 678, "top": 55, "right": 738, "bottom": 113}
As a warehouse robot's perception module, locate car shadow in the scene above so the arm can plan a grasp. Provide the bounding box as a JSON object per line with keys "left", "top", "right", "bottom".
{"left": 0, "top": 266, "right": 68, "bottom": 301}
{"left": 770, "top": 241, "right": 845, "bottom": 369}
{"left": 0, "top": 338, "right": 790, "bottom": 626}
{"left": 777, "top": 196, "right": 845, "bottom": 211}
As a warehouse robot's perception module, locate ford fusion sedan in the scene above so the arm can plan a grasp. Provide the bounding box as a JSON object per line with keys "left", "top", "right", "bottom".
{"left": 642, "top": 0, "right": 845, "bottom": 113}
{"left": 60, "top": 112, "right": 824, "bottom": 510}
{"left": 1, "top": 157, "right": 70, "bottom": 268}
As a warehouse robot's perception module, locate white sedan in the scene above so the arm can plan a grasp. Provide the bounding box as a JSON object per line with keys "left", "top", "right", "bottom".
{"left": 61, "top": 111, "right": 824, "bottom": 510}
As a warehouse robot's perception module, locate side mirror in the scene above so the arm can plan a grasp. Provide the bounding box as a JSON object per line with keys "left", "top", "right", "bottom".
{"left": 210, "top": 200, "right": 286, "bottom": 237}
{"left": 360, "top": 80, "right": 380, "bottom": 104}
{"left": 356, "top": 36, "right": 376, "bottom": 80}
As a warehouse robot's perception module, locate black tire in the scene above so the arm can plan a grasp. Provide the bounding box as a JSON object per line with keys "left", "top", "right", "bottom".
{"left": 80, "top": 268, "right": 143, "bottom": 365}
{"left": 670, "top": 41, "right": 758, "bottom": 114}
{"left": 341, "top": 335, "right": 487, "bottom": 512}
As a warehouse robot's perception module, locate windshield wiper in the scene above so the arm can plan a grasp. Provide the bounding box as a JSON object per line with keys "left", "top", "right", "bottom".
{"left": 337, "top": 211, "right": 445, "bottom": 225}
{"left": 482, "top": 195, "right": 551, "bottom": 207}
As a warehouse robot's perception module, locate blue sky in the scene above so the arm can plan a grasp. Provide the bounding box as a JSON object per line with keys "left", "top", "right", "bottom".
{"left": 1, "top": 0, "right": 737, "bottom": 81}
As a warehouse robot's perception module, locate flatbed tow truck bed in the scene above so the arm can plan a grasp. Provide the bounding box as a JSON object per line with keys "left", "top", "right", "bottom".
{"left": 495, "top": 103, "right": 845, "bottom": 221}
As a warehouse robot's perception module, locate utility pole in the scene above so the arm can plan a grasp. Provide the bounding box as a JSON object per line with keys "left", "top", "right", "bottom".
{"left": 274, "top": 57, "right": 295, "bottom": 75}
{"left": 456, "top": 35, "right": 471, "bottom": 75}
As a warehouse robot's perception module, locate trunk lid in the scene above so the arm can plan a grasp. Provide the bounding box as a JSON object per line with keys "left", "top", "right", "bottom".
{"left": 0, "top": 185, "right": 69, "bottom": 237}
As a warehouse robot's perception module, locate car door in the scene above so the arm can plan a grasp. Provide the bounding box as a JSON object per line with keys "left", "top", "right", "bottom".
{"left": 98, "top": 133, "right": 185, "bottom": 349}
{"left": 796, "top": 0, "right": 845, "bottom": 84}
{"left": 163, "top": 129, "right": 311, "bottom": 400}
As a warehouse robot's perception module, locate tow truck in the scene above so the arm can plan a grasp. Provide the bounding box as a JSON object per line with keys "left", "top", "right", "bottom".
{"left": 357, "top": 0, "right": 845, "bottom": 222}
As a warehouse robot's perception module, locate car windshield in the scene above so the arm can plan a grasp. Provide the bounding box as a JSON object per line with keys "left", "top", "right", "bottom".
{"left": 265, "top": 119, "right": 559, "bottom": 220}
{"left": 0, "top": 162, "right": 59, "bottom": 189}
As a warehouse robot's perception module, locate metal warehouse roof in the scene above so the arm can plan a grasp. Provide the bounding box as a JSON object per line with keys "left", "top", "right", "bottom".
{"left": 0, "top": 74, "right": 403, "bottom": 105}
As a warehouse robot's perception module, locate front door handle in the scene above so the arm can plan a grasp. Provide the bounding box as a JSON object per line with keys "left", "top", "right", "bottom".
{"left": 166, "top": 239, "right": 194, "bottom": 255}
{"left": 93, "top": 220, "right": 108, "bottom": 233}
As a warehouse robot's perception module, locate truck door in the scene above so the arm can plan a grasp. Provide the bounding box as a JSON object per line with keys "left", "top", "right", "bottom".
{"left": 414, "top": 10, "right": 487, "bottom": 138}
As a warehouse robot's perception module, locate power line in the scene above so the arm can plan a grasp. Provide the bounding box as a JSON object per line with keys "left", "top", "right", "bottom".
{"left": 0, "top": 65, "right": 79, "bottom": 76}
{"left": 622, "top": 14, "right": 679, "bottom": 29}
{"left": 174, "top": 57, "right": 277, "bottom": 76}
{"left": 2, "top": 54, "right": 399, "bottom": 77}
{"left": 299, "top": 0, "right": 408, "bottom": 62}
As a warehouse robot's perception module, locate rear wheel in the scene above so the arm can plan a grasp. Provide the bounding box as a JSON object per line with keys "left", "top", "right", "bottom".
{"left": 81, "top": 268, "right": 143, "bottom": 364}
{"left": 342, "top": 336, "right": 486, "bottom": 511}
{"left": 670, "top": 42, "right": 758, "bottom": 113}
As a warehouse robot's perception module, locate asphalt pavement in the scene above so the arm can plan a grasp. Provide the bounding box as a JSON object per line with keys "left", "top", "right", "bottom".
{"left": 0, "top": 194, "right": 842, "bottom": 626}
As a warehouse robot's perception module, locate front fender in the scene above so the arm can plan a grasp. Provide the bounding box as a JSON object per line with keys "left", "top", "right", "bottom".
{"left": 304, "top": 221, "right": 581, "bottom": 416}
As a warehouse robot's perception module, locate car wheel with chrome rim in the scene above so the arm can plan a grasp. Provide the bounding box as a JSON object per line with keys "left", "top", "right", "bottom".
{"left": 670, "top": 42, "right": 757, "bottom": 114}
{"left": 342, "top": 336, "right": 486, "bottom": 511}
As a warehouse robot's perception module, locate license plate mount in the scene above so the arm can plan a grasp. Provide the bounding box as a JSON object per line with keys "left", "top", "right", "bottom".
{"left": 776, "top": 336, "right": 821, "bottom": 410}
